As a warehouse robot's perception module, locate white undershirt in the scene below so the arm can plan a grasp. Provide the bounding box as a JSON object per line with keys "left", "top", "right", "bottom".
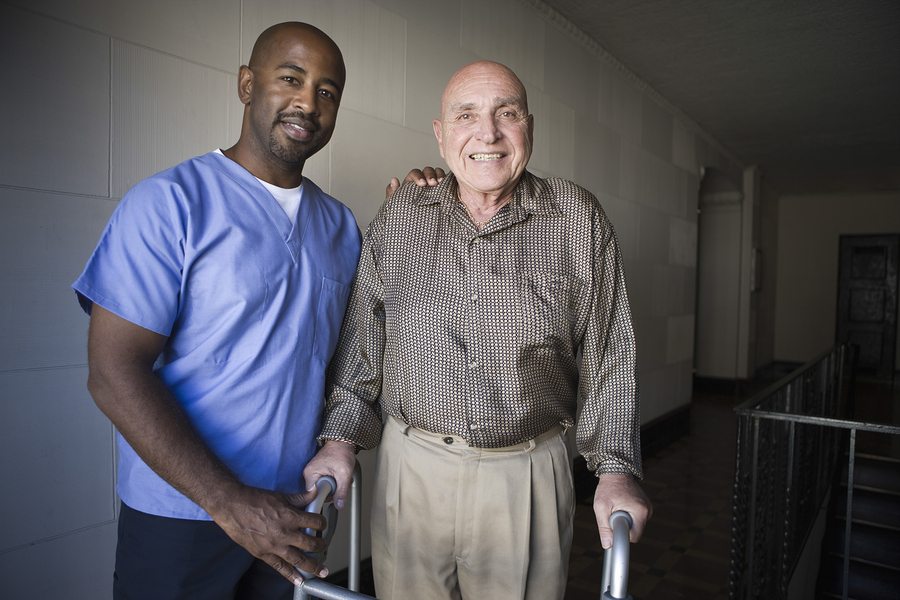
{"left": 215, "top": 149, "right": 302, "bottom": 223}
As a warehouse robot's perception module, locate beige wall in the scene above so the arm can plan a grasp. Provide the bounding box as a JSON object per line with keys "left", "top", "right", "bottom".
{"left": 0, "top": 0, "right": 741, "bottom": 595}
{"left": 775, "top": 192, "right": 900, "bottom": 365}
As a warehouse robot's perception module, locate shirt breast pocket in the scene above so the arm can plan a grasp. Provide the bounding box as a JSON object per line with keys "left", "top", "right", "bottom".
{"left": 313, "top": 276, "right": 352, "bottom": 365}
{"left": 520, "top": 272, "right": 584, "bottom": 348}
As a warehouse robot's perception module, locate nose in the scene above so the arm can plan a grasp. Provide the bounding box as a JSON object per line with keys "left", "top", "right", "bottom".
{"left": 476, "top": 116, "right": 500, "bottom": 144}
{"left": 294, "top": 84, "right": 318, "bottom": 116}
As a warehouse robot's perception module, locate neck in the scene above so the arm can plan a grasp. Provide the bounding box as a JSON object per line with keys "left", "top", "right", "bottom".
{"left": 222, "top": 143, "right": 305, "bottom": 189}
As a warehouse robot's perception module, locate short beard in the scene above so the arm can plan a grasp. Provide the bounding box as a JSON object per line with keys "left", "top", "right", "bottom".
{"left": 268, "top": 132, "right": 309, "bottom": 165}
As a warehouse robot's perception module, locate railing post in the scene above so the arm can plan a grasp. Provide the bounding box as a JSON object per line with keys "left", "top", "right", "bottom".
{"left": 746, "top": 415, "right": 760, "bottom": 596}
{"left": 842, "top": 429, "right": 856, "bottom": 600}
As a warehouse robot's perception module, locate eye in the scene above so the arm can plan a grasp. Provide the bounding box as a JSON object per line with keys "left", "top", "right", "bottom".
{"left": 457, "top": 113, "right": 472, "bottom": 121}
{"left": 281, "top": 76, "right": 298, "bottom": 84}
{"left": 318, "top": 88, "right": 336, "bottom": 101}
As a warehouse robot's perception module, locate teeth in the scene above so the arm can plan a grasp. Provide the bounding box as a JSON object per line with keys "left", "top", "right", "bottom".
{"left": 470, "top": 153, "right": 502, "bottom": 161}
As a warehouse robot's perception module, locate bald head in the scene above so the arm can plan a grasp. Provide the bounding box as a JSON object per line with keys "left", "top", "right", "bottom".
{"left": 249, "top": 22, "right": 345, "bottom": 85}
{"left": 440, "top": 61, "right": 528, "bottom": 119}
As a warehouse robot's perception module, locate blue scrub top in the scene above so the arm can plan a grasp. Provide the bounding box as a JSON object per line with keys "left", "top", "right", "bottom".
{"left": 73, "top": 151, "right": 361, "bottom": 520}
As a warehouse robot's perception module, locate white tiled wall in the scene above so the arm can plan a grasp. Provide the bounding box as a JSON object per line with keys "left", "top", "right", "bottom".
{"left": 1, "top": 5, "right": 110, "bottom": 196}
{"left": 0, "top": 0, "right": 740, "bottom": 595}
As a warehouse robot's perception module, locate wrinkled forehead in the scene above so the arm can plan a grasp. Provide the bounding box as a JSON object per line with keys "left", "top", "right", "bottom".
{"left": 441, "top": 64, "right": 528, "bottom": 115}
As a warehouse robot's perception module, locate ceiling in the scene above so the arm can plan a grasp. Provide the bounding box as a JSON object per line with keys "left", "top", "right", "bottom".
{"left": 540, "top": 0, "right": 900, "bottom": 193}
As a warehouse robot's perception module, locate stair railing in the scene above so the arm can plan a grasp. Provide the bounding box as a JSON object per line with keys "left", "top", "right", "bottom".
{"left": 729, "top": 345, "right": 900, "bottom": 599}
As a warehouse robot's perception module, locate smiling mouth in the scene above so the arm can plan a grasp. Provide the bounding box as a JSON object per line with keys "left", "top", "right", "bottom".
{"left": 469, "top": 153, "right": 503, "bottom": 161}
{"left": 280, "top": 120, "right": 316, "bottom": 141}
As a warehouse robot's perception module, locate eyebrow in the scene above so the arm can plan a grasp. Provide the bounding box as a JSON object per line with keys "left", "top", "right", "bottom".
{"left": 276, "top": 63, "right": 343, "bottom": 92}
{"left": 448, "top": 97, "right": 525, "bottom": 113}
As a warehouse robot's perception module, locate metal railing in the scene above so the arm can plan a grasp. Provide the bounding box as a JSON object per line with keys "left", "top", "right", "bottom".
{"left": 729, "top": 345, "right": 900, "bottom": 599}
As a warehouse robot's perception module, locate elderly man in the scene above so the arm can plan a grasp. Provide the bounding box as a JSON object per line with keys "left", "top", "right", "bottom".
{"left": 310, "top": 60, "right": 651, "bottom": 599}
{"left": 73, "top": 22, "right": 360, "bottom": 599}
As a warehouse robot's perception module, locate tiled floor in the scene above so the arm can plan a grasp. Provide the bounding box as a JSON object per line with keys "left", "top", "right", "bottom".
{"left": 566, "top": 390, "right": 738, "bottom": 600}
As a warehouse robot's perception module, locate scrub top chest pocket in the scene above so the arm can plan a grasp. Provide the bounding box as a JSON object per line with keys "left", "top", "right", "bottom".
{"left": 313, "top": 276, "right": 352, "bottom": 364}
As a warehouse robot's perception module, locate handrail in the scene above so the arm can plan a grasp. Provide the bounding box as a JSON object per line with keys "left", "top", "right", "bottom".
{"left": 729, "top": 344, "right": 899, "bottom": 599}
{"left": 733, "top": 346, "right": 840, "bottom": 413}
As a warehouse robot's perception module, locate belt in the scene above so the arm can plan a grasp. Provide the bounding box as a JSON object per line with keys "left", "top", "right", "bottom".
{"left": 390, "top": 416, "right": 564, "bottom": 453}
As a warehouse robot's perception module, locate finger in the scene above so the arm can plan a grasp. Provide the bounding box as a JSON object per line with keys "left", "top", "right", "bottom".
{"left": 292, "top": 511, "right": 328, "bottom": 536}
{"left": 283, "top": 546, "right": 330, "bottom": 579}
{"left": 435, "top": 167, "right": 446, "bottom": 182}
{"left": 595, "top": 513, "right": 613, "bottom": 549}
{"left": 385, "top": 177, "right": 401, "bottom": 199}
{"left": 267, "top": 555, "right": 305, "bottom": 587}
{"left": 402, "top": 169, "right": 426, "bottom": 185}
{"left": 422, "top": 166, "right": 439, "bottom": 185}
{"left": 290, "top": 488, "right": 317, "bottom": 508}
{"left": 333, "top": 475, "right": 352, "bottom": 511}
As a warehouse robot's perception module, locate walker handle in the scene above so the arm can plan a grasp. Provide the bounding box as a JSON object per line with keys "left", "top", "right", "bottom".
{"left": 600, "top": 510, "right": 633, "bottom": 600}
{"left": 297, "top": 476, "right": 338, "bottom": 579}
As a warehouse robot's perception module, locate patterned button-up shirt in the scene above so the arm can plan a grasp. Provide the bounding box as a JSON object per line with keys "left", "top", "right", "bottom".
{"left": 321, "top": 171, "right": 642, "bottom": 477}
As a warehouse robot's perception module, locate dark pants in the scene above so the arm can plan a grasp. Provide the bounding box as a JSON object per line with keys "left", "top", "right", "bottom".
{"left": 114, "top": 502, "right": 294, "bottom": 600}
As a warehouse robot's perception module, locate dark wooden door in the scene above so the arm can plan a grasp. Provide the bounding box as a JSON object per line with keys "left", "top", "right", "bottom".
{"left": 836, "top": 234, "right": 900, "bottom": 379}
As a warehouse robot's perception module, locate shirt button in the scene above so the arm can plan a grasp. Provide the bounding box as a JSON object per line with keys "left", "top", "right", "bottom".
{"left": 468, "top": 361, "right": 479, "bottom": 369}
{"left": 470, "top": 293, "right": 478, "bottom": 302}
{"left": 469, "top": 423, "right": 479, "bottom": 431}
{"left": 443, "top": 437, "right": 454, "bottom": 445}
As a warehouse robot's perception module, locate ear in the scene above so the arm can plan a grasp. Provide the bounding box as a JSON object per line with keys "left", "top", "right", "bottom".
{"left": 432, "top": 119, "right": 446, "bottom": 159}
{"left": 237, "top": 65, "right": 253, "bottom": 105}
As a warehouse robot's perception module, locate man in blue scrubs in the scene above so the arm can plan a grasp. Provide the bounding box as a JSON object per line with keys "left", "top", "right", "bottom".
{"left": 73, "top": 22, "right": 361, "bottom": 599}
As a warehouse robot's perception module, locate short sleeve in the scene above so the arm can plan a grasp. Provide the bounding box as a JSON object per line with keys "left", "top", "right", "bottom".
{"left": 72, "top": 177, "right": 187, "bottom": 336}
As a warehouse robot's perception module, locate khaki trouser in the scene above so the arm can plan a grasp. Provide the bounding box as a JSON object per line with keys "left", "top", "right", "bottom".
{"left": 371, "top": 417, "right": 575, "bottom": 600}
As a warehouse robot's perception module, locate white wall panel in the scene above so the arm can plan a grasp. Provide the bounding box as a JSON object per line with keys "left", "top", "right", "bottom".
{"left": 597, "top": 194, "right": 638, "bottom": 262}
{"left": 637, "top": 205, "right": 670, "bottom": 264}
{"left": 672, "top": 119, "right": 697, "bottom": 173}
{"left": 669, "top": 216, "right": 698, "bottom": 268}
{"left": 400, "top": 0, "right": 474, "bottom": 136}
{"left": 530, "top": 93, "right": 575, "bottom": 181}
{"left": 611, "top": 71, "right": 643, "bottom": 147}
{"left": 331, "top": 0, "right": 407, "bottom": 125}
{"left": 619, "top": 142, "right": 640, "bottom": 203}
{"left": 634, "top": 314, "right": 667, "bottom": 373}
{"left": 667, "top": 314, "right": 695, "bottom": 364}
{"left": 0, "top": 189, "right": 115, "bottom": 371}
{"left": 241, "top": 0, "right": 334, "bottom": 63}
{"left": 459, "top": 0, "right": 545, "bottom": 87}
{"left": 641, "top": 95, "right": 673, "bottom": 163}
{"left": 0, "top": 521, "right": 116, "bottom": 600}
{"left": 12, "top": 0, "right": 240, "bottom": 72}
{"left": 329, "top": 108, "right": 445, "bottom": 228}
{"left": 574, "top": 120, "right": 620, "bottom": 198}
{"left": 544, "top": 23, "right": 601, "bottom": 118}
{"left": 597, "top": 60, "right": 616, "bottom": 128}
{"left": 0, "top": 6, "right": 109, "bottom": 197}
{"left": 651, "top": 265, "right": 684, "bottom": 318}
{"left": 0, "top": 368, "right": 115, "bottom": 552}
{"left": 111, "top": 41, "right": 236, "bottom": 197}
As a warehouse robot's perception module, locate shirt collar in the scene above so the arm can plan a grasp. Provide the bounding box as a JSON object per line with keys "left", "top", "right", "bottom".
{"left": 412, "top": 171, "right": 561, "bottom": 218}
